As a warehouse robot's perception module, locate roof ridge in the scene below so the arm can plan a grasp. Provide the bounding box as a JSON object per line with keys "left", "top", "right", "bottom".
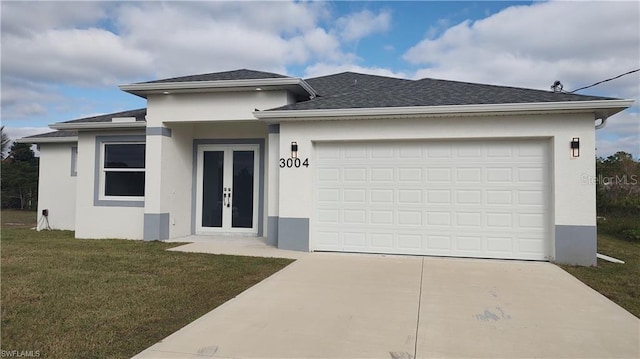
{"left": 304, "top": 71, "right": 412, "bottom": 82}
{"left": 61, "top": 108, "right": 147, "bottom": 124}
{"left": 138, "top": 69, "right": 290, "bottom": 84}
{"left": 414, "top": 77, "right": 616, "bottom": 100}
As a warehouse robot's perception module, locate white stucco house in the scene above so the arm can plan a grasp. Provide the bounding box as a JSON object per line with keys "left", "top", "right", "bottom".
{"left": 21, "top": 69, "right": 633, "bottom": 266}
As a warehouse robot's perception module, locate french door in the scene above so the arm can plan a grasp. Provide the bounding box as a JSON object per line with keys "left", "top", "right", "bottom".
{"left": 196, "top": 144, "right": 259, "bottom": 234}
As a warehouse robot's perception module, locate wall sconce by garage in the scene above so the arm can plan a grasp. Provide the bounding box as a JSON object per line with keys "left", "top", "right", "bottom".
{"left": 291, "top": 141, "right": 298, "bottom": 158}
{"left": 570, "top": 137, "right": 580, "bottom": 158}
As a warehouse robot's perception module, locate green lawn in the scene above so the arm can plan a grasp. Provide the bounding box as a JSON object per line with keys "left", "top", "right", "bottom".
{"left": 559, "top": 233, "right": 640, "bottom": 318}
{"left": 1, "top": 210, "right": 293, "bottom": 358}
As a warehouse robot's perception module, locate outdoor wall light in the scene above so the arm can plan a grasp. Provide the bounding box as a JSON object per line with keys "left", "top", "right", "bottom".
{"left": 291, "top": 141, "right": 298, "bottom": 159}
{"left": 570, "top": 137, "right": 580, "bottom": 158}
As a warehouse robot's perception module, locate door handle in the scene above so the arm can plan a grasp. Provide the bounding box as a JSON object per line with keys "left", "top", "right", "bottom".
{"left": 222, "top": 188, "right": 232, "bottom": 207}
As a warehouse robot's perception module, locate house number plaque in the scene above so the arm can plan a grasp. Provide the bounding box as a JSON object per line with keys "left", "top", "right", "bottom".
{"left": 279, "top": 158, "right": 309, "bottom": 168}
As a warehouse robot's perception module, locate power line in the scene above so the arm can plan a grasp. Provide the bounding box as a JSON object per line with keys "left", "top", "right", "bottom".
{"left": 568, "top": 68, "right": 640, "bottom": 93}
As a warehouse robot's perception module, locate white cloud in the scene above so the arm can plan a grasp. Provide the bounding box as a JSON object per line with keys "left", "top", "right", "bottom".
{"left": 2, "top": 28, "right": 154, "bottom": 86}
{"left": 3, "top": 127, "right": 52, "bottom": 143}
{"left": 596, "top": 111, "right": 640, "bottom": 158}
{"left": 0, "top": 1, "right": 357, "bottom": 123}
{"left": 0, "top": 1, "right": 108, "bottom": 36}
{"left": 404, "top": 1, "right": 639, "bottom": 98}
{"left": 403, "top": 0, "right": 640, "bottom": 158}
{"left": 0, "top": 1, "right": 356, "bottom": 86}
{"left": 335, "top": 9, "right": 391, "bottom": 42}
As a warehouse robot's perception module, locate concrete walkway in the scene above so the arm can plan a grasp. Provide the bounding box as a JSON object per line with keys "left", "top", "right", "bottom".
{"left": 134, "top": 252, "right": 639, "bottom": 359}
{"left": 166, "top": 235, "right": 307, "bottom": 259}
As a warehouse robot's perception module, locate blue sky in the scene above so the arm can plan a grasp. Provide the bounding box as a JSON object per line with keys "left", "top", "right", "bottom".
{"left": 1, "top": 1, "right": 638, "bottom": 157}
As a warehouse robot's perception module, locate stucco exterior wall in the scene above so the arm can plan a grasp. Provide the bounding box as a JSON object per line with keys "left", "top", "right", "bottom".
{"left": 141, "top": 120, "right": 270, "bottom": 240}
{"left": 146, "top": 90, "right": 291, "bottom": 124}
{"left": 140, "top": 90, "right": 288, "bottom": 239}
{"left": 36, "top": 143, "right": 77, "bottom": 231}
{"left": 74, "top": 130, "right": 145, "bottom": 239}
{"left": 276, "top": 113, "right": 597, "bottom": 263}
{"left": 190, "top": 122, "right": 270, "bottom": 237}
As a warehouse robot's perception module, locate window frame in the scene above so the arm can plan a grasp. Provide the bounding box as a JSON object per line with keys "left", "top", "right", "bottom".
{"left": 100, "top": 141, "right": 146, "bottom": 200}
{"left": 70, "top": 146, "right": 78, "bottom": 177}
{"left": 94, "top": 135, "right": 146, "bottom": 207}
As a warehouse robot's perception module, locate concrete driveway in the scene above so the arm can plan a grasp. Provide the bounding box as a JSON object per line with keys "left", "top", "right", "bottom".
{"left": 134, "top": 253, "right": 639, "bottom": 358}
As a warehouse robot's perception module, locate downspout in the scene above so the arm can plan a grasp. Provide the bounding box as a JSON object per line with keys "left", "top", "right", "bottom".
{"left": 595, "top": 116, "right": 608, "bottom": 130}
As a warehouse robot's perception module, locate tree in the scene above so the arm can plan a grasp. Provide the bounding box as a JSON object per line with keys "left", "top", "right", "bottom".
{"left": 1, "top": 126, "right": 11, "bottom": 159}
{"left": 1, "top": 142, "right": 39, "bottom": 210}
{"left": 596, "top": 151, "right": 640, "bottom": 215}
{"left": 8, "top": 142, "right": 37, "bottom": 163}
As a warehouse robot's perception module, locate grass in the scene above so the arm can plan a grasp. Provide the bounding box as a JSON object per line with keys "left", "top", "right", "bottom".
{"left": 559, "top": 233, "right": 640, "bottom": 318}
{"left": 1, "top": 209, "right": 37, "bottom": 228}
{"left": 1, "top": 210, "right": 294, "bottom": 358}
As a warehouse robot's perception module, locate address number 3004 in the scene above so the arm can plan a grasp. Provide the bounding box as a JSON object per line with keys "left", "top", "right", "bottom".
{"left": 279, "top": 158, "right": 309, "bottom": 168}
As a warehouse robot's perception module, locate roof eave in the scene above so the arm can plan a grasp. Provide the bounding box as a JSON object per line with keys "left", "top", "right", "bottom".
{"left": 50, "top": 122, "right": 146, "bottom": 130}
{"left": 17, "top": 136, "right": 78, "bottom": 144}
{"left": 119, "top": 78, "right": 317, "bottom": 99}
{"left": 254, "top": 99, "right": 635, "bottom": 121}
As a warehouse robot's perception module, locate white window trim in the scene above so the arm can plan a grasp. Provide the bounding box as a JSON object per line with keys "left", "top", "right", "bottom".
{"left": 93, "top": 135, "right": 146, "bottom": 208}
{"left": 99, "top": 141, "right": 145, "bottom": 201}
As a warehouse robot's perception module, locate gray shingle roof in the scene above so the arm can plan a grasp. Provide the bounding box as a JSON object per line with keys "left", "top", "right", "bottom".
{"left": 23, "top": 130, "right": 77, "bottom": 139}
{"left": 304, "top": 72, "right": 412, "bottom": 97}
{"left": 45, "top": 70, "right": 620, "bottom": 128}
{"left": 140, "top": 69, "right": 290, "bottom": 84}
{"left": 271, "top": 73, "right": 616, "bottom": 111}
{"left": 61, "top": 108, "right": 146, "bottom": 124}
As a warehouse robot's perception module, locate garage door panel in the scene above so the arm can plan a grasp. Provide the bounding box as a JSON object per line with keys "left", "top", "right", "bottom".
{"left": 455, "top": 190, "right": 482, "bottom": 205}
{"left": 313, "top": 140, "right": 549, "bottom": 260}
{"left": 398, "top": 234, "right": 423, "bottom": 250}
{"left": 398, "top": 144, "right": 423, "bottom": 159}
{"left": 370, "top": 168, "right": 394, "bottom": 181}
{"left": 317, "top": 168, "right": 340, "bottom": 181}
{"left": 486, "top": 190, "right": 513, "bottom": 205}
{"left": 517, "top": 190, "right": 545, "bottom": 205}
{"left": 343, "top": 209, "right": 366, "bottom": 224}
{"left": 456, "top": 168, "right": 483, "bottom": 182}
{"left": 427, "top": 211, "right": 452, "bottom": 226}
{"left": 344, "top": 146, "right": 367, "bottom": 159}
{"left": 427, "top": 235, "right": 453, "bottom": 250}
{"left": 427, "top": 168, "right": 452, "bottom": 182}
{"left": 370, "top": 233, "right": 394, "bottom": 249}
{"left": 344, "top": 168, "right": 367, "bottom": 181}
{"left": 486, "top": 212, "right": 513, "bottom": 228}
{"left": 343, "top": 189, "right": 366, "bottom": 203}
{"left": 315, "top": 231, "right": 340, "bottom": 247}
{"left": 370, "top": 210, "right": 394, "bottom": 225}
{"left": 487, "top": 167, "right": 513, "bottom": 182}
{"left": 370, "top": 146, "right": 394, "bottom": 159}
{"left": 398, "top": 168, "right": 423, "bottom": 182}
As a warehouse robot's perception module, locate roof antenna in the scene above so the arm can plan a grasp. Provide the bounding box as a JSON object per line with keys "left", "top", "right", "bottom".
{"left": 551, "top": 80, "right": 563, "bottom": 93}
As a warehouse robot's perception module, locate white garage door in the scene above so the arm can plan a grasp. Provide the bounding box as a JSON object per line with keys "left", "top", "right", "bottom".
{"left": 313, "top": 140, "right": 549, "bottom": 260}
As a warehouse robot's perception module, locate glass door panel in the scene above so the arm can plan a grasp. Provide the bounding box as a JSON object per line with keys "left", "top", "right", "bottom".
{"left": 196, "top": 144, "right": 258, "bottom": 235}
{"left": 202, "top": 151, "right": 224, "bottom": 227}
{"left": 231, "top": 151, "right": 255, "bottom": 228}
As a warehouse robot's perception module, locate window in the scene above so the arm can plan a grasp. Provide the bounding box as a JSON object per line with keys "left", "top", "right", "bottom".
{"left": 102, "top": 143, "right": 145, "bottom": 197}
{"left": 70, "top": 146, "right": 78, "bottom": 177}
